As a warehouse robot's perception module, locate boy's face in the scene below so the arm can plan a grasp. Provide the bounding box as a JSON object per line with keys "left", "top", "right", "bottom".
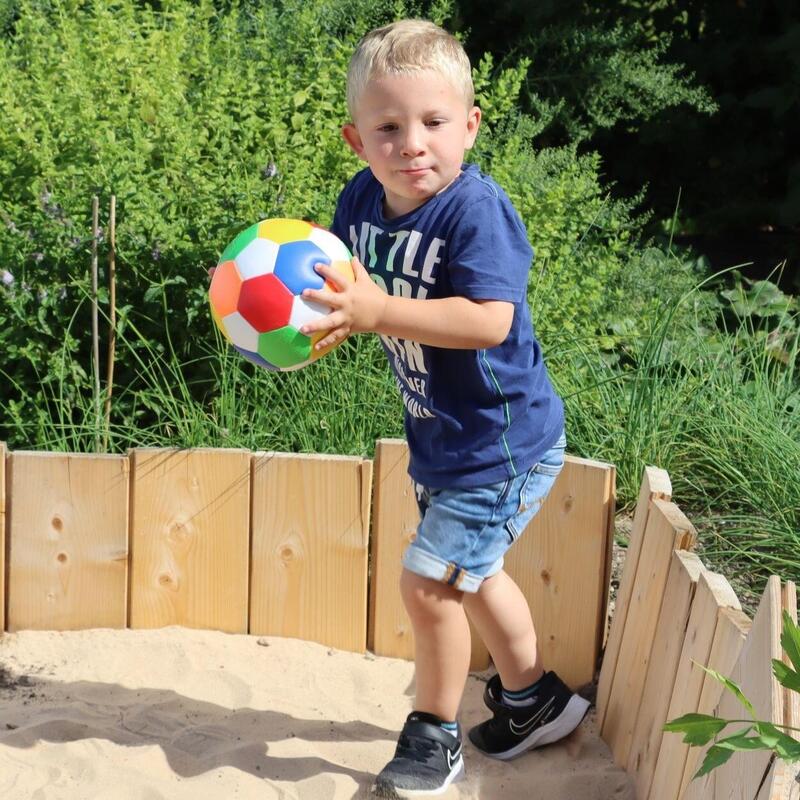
{"left": 342, "top": 69, "right": 481, "bottom": 219}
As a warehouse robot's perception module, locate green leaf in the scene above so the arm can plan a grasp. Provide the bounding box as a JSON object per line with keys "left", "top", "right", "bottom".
{"left": 292, "top": 90, "right": 308, "bottom": 108}
{"left": 773, "top": 659, "right": 800, "bottom": 693}
{"left": 143, "top": 285, "right": 161, "bottom": 304}
{"left": 755, "top": 722, "right": 800, "bottom": 760}
{"left": 698, "top": 665, "right": 757, "bottom": 718}
{"left": 715, "top": 727, "right": 771, "bottom": 752}
{"left": 694, "top": 745, "right": 735, "bottom": 778}
{"left": 663, "top": 713, "right": 728, "bottom": 745}
{"left": 781, "top": 610, "right": 800, "bottom": 673}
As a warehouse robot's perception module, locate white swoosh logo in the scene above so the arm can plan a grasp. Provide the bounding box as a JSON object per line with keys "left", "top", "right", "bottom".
{"left": 509, "top": 697, "right": 555, "bottom": 736}
{"left": 447, "top": 745, "right": 462, "bottom": 770}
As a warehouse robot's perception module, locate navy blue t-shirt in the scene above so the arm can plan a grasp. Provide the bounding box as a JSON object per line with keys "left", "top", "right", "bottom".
{"left": 331, "top": 163, "right": 564, "bottom": 488}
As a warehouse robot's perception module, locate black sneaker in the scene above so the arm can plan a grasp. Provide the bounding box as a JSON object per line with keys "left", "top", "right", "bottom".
{"left": 372, "top": 711, "right": 465, "bottom": 798}
{"left": 468, "top": 670, "right": 590, "bottom": 760}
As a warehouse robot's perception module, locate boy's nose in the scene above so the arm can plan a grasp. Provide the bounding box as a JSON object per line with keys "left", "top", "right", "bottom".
{"left": 400, "top": 126, "right": 425, "bottom": 157}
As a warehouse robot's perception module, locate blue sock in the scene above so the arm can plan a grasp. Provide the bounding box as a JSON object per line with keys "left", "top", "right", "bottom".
{"left": 439, "top": 720, "right": 458, "bottom": 737}
{"left": 502, "top": 674, "right": 544, "bottom": 707}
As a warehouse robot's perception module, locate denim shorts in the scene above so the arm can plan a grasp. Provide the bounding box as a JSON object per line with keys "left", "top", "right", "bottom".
{"left": 402, "top": 431, "right": 567, "bottom": 593}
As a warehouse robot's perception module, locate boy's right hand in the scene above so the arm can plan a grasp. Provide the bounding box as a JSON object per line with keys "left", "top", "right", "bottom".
{"left": 208, "top": 266, "right": 216, "bottom": 279}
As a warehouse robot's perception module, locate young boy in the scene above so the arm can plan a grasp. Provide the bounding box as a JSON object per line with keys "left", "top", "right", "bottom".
{"left": 299, "top": 18, "right": 591, "bottom": 798}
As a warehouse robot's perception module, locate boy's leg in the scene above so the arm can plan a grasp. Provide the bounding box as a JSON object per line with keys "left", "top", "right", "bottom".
{"left": 400, "top": 568, "right": 472, "bottom": 720}
{"left": 371, "top": 569, "right": 468, "bottom": 797}
{"left": 463, "top": 568, "right": 590, "bottom": 760}
{"left": 461, "top": 568, "right": 543, "bottom": 691}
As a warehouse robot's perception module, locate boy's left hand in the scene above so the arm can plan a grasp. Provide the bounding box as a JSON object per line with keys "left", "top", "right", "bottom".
{"left": 300, "top": 257, "right": 387, "bottom": 349}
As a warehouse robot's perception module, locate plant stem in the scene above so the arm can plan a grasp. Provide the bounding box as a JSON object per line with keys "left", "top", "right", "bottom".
{"left": 91, "top": 195, "right": 100, "bottom": 452}
{"left": 103, "top": 194, "right": 117, "bottom": 452}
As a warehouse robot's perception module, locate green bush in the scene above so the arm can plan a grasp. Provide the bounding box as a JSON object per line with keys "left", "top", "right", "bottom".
{"left": 0, "top": 0, "right": 684, "bottom": 451}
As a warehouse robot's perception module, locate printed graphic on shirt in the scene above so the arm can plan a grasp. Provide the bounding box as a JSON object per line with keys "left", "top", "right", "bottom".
{"left": 346, "top": 222, "right": 442, "bottom": 420}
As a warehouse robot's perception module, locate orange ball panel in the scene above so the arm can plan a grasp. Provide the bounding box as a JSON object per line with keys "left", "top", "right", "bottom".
{"left": 325, "top": 259, "right": 355, "bottom": 292}
{"left": 209, "top": 260, "right": 242, "bottom": 317}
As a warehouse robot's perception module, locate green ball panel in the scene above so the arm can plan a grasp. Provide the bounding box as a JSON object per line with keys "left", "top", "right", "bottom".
{"left": 220, "top": 223, "right": 259, "bottom": 263}
{"left": 257, "top": 325, "right": 312, "bottom": 368}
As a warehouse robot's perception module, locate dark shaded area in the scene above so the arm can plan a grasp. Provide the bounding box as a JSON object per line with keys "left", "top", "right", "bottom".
{"left": 452, "top": 0, "right": 799, "bottom": 291}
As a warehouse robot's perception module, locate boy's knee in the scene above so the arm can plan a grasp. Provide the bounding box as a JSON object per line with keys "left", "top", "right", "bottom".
{"left": 400, "top": 569, "right": 462, "bottom": 620}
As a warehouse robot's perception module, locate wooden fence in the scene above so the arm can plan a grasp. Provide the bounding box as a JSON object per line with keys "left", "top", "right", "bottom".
{"left": 597, "top": 467, "right": 799, "bottom": 800}
{"left": 0, "top": 440, "right": 615, "bottom": 688}
{"left": 2, "top": 441, "right": 797, "bottom": 795}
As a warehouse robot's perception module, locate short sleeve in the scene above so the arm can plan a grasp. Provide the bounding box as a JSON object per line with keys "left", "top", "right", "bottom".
{"left": 330, "top": 185, "right": 350, "bottom": 245}
{"left": 447, "top": 195, "right": 533, "bottom": 302}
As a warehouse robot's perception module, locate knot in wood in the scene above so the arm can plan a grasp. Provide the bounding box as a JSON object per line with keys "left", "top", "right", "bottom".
{"left": 280, "top": 546, "right": 294, "bottom": 562}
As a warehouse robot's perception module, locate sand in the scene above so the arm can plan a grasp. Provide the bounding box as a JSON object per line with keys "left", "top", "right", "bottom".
{"left": 0, "top": 627, "right": 634, "bottom": 799}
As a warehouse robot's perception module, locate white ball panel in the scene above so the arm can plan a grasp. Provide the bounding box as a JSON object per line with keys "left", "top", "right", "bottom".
{"left": 309, "top": 226, "right": 352, "bottom": 262}
{"left": 289, "top": 295, "right": 331, "bottom": 329}
{"left": 222, "top": 310, "right": 260, "bottom": 351}
{"left": 235, "top": 238, "right": 280, "bottom": 279}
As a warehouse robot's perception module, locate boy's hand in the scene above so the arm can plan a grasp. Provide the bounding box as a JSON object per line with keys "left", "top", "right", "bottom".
{"left": 300, "top": 257, "right": 387, "bottom": 349}
{"left": 208, "top": 266, "right": 216, "bottom": 279}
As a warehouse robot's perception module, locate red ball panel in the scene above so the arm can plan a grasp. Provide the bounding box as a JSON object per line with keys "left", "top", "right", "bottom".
{"left": 237, "top": 273, "right": 294, "bottom": 333}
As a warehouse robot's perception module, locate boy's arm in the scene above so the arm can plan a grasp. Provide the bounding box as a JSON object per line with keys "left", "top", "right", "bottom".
{"left": 300, "top": 258, "right": 514, "bottom": 350}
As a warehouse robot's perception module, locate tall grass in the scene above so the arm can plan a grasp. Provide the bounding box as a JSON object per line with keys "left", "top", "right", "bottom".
{"left": 4, "top": 251, "right": 797, "bottom": 601}
{"left": 551, "top": 270, "right": 800, "bottom": 600}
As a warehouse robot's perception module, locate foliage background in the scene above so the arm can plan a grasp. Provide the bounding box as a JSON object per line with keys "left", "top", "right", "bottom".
{"left": 0, "top": 0, "right": 797, "bottom": 600}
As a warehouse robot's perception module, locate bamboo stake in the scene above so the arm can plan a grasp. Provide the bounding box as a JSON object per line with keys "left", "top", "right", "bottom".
{"left": 103, "top": 195, "right": 117, "bottom": 452}
{"left": 91, "top": 195, "right": 100, "bottom": 452}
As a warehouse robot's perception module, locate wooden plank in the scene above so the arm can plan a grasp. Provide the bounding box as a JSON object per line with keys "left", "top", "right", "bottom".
{"left": 0, "top": 442, "right": 5, "bottom": 632}
{"left": 369, "top": 439, "right": 421, "bottom": 662}
{"left": 782, "top": 582, "right": 799, "bottom": 736}
{"left": 680, "top": 606, "right": 752, "bottom": 800}
{"left": 600, "top": 463, "right": 618, "bottom": 654}
{"left": 6, "top": 451, "right": 129, "bottom": 631}
{"left": 648, "top": 570, "right": 741, "bottom": 799}
{"left": 505, "top": 454, "right": 615, "bottom": 690}
{"left": 627, "top": 549, "right": 705, "bottom": 798}
{"left": 368, "top": 439, "right": 490, "bottom": 671}
{"left": 249, "top": 452, "right": 370, "bottom": 653}
{"left": 597, "top": 466, "right": 672, "bottom": 727}
{"left": 129, "top": 448, "right": 250, "bottom": 633}
{"left": 602, "top": 498, "right": 696, "bottom": 766}
{"left": 753, "top": 581, "right": 800, "bottom": 800}
{"left": 713, "top": 576, "right": 784, "bottom": 800}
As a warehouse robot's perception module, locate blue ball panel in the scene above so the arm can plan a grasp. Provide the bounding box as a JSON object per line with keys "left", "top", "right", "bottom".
{"left": 273, "top": 241, "right": 329, "bottom": 296}
{"left": 234, "top": 344, "right": 279, "bottom": 371}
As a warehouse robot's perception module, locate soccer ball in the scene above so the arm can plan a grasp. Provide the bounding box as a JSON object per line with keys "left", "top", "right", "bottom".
{"left": 209, "top": 218, "right": 354, "bottom": 371}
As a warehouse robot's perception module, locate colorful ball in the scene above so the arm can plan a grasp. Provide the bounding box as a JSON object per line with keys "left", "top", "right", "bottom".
{"left": 209, "top": 218, "right": 354, "bottom": 371}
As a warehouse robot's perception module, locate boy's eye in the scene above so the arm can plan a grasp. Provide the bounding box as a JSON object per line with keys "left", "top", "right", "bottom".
{"left": 426, "top": 119, "right": 445, "bottom": 128}
{"left": 377, "top": 124, "right": 397, "bottom": 133}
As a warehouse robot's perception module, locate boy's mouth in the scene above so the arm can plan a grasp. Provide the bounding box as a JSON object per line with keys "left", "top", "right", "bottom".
{"left": 400, "top": 166, "right": 432, "bottom": 175}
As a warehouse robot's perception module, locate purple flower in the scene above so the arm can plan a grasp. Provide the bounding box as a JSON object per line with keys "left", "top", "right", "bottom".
{"left": 1, "top": 269, "right": 14, "bottom": 286}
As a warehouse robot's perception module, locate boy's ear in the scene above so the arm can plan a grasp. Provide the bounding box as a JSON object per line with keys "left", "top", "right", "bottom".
{"left": 342, "top": 123, "right": 367, "bottom": 161}
{"left": 464, "top": 106, "right": 482, "bottom": 150}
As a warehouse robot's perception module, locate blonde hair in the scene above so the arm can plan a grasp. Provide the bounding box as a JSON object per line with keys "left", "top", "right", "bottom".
{"left": 346, "top": 19, "right": 474, "bottom": 119}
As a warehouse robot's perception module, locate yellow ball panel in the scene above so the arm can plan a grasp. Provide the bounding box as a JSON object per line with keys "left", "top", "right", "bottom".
{"left": 310, "top": 330, "right": 345, "bottom": 361}
{"left": 326, "top": 259, "right": 356, "bottom": 289}
{"left": 258, "top": 218, "right": 313, "bottom": 244}
{"left": 211, "top": 303, "right": 232, "bottom": 343}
